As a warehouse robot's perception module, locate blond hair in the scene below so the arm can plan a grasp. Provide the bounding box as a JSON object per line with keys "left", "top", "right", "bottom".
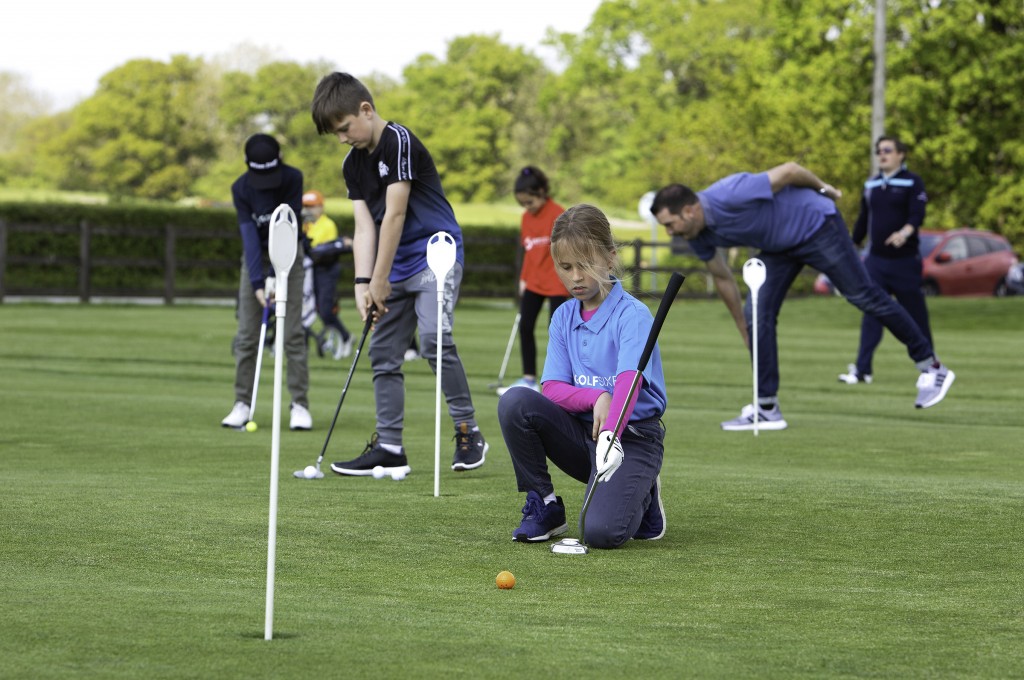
{"left": 550, "top": 204, "right": 624, "bottom": 297}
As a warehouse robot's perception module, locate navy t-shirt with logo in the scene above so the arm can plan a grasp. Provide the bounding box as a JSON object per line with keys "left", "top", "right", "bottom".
{"left": 342, "top": 122, "right": 464, "bottom": 282}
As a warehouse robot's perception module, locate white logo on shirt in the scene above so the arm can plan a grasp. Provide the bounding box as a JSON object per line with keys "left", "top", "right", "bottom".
{"left": 524, "top": 235, "right": 550, "bottom": 252}
{"left": 378, "top": 161, "right": 389, "bottom": 178}
{"left": 575, "top": 374, "right": 615, "bottom": 389}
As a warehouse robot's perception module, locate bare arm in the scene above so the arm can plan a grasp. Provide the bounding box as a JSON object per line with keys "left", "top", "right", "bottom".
{"left": 366, "top": 181, "right": 412, "bottom": 317}
{"left": 766, "top": 161, "right": 842, "bottom": 200}
{"left": 351, "top": 200, "right": 378, "bottom": 321}
{"left": 707, "top": 250, "right": 749, "bottom": 348}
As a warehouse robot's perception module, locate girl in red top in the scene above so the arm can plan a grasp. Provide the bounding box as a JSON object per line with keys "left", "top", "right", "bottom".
{"left": 497, "top": 167, "right": 569, "bottom": 396}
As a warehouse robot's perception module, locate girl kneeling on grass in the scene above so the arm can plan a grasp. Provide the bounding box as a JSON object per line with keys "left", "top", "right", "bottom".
{"left": 497, "top": 204, "right": 668, "bottom": 549}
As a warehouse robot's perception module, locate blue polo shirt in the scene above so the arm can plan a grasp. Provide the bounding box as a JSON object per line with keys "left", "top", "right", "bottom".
{"left": 688, "top": 172, "right": 837, "bottom": 262}
{"left": 342, "top": 121, "right": 464, "bottom": 282}
{"left": 542, "top": 280, "right": 667, "bottom": 422}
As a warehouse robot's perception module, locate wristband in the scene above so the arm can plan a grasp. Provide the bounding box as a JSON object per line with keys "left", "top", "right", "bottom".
{"left": 354, "top": 277, "right": 371, "bottom": 285}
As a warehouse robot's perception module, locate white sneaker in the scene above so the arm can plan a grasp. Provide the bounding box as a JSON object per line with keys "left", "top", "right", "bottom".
{"left": 838, "top": 363, "right": 872, "bottom": 384}
{"left": 335, "top": 336, "right": 353, "bottom": 360}
{"left": 221, "top": 401, "right": 250, "bottom": 428}
{"left": 290, "top": 403, "right": 313, "bottom": 430}
{"left": 720, "top": 403, "right": 788, "bottom": 431}
{"left": 915, "top": 364, "right": 955, "bottom": 409}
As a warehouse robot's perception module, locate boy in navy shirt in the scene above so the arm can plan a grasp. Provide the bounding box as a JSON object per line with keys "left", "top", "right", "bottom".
{"left": 310, "top": 72, "right": 487, "bottom": 475}
{"left": 222, "top": 134, "right": 312, "bottom": 431}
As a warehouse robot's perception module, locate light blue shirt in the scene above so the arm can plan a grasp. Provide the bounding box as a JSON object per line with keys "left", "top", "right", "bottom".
{"left": 689, "top": 172, "right": 837, "bottom": 261}
{"left": 542, "top": 280, "right": 667, "bottom": 422}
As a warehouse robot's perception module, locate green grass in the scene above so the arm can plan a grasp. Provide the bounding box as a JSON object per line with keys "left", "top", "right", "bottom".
{"left": 1, "top": 296, "right": 1022, "bottom": 679}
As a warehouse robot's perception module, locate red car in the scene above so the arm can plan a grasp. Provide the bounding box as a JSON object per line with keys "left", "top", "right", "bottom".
{"left": 813, "top": 228, "right": 1019, "bottom": 297}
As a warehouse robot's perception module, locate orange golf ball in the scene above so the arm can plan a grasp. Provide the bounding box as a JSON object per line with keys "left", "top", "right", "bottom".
{"left": 496, "top": 570, "right": 516, "bottom": 590}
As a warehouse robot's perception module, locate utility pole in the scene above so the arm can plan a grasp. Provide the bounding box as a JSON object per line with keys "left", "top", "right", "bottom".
{"left": 871, "top": 0, "right": 887, "bottom": 175}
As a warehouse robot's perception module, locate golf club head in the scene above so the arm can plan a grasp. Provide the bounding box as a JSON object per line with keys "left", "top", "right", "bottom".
{"left": 425, "top": 231, "right": 457, "bottom": 291}
{"left": 268, "top": 204, "right": 298, "bottom": 299}
{"left": 742, "top": 258, "right": 766, "bottom": 293}
{"left": 551, "top": 538, "right": 589, "bottom": 555}
{"left": 292, "top": 466, "right": 325, "bottom": 480}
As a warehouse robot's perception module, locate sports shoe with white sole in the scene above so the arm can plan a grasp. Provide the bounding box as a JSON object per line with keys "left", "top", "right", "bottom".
{"left": 331, "top": 433, "right": 411, "bottom": 476}
{"left": 334, "top": 336, "right": 353, "bottom": 360}
{"left": 451, "top": 422, "right": 488, "bottom": 471}
{"left": 838, "top": 363, "right": 873, "bottom": 384}
{"left": 721, "top": 403, "right": 788, "bottom": 431}
{"left": 289, "top": 403, "right": 313, "bottom": 430}
{"left": 512, "top": 490, "right": 568, "bottom": 542}
{"left": 633, "top": 475, "right": 666, "bottom": 540}
{"left": 915, "top": 364, "right": 955, "bottom": 409}
{"left": 221, "top": 401, "right": 250, "bottom": 428}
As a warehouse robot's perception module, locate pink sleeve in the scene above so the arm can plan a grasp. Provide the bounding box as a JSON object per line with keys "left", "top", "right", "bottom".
{"left": 542, "top": 380, "right": 607, "bottom": 413}
{"left": 607, "top": 370, "right": 643, "bottom": 438}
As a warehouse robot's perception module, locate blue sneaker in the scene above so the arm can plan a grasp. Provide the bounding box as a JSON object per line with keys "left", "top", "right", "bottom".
{"left": 512, "top": 490, "right": 568, "bottom": 542}
{"left": 633, "top": 476, "right": 665, "bottom": 540}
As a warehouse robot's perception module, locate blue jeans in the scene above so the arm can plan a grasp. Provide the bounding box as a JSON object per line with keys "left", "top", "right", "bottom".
{"left": 746, "top": 215, "right": 934, "bottom": 399}
{"left": 497, "top": 388, "right": 664, "bottom": 549}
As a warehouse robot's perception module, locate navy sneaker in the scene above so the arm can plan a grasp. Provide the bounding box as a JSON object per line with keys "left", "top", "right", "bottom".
{"left": 512, "top": 490, "right": 568, "bottom": 542}
{"left": 633, "top": 475, "right": 666, "bottom": 540}
{"left": 330, "top": 433, "right": 410, "bottom": 476}
{"left": 451, "top": 422, "right": 488, "bottom": 471}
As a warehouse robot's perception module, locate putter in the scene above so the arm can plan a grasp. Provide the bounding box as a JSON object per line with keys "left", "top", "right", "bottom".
{"left": 554, "top": 272, "right": 686, "bottom": 555}
{"left": 742, "top": 258, "right": 767, "bottom": 436}
{"left": 241, "top": 304, "right": 271, "bottom": 431}
{"left": 426, "top": 231, "right": 457, "bottom": 498}
{"left": 292, "top": 308, "right": 375, "bottom": 481}
{"left": 488, "top": 313, "right": 521, "bottom": 390}
{"left": 265, "top": 203, "right": 298, "bottom": 641}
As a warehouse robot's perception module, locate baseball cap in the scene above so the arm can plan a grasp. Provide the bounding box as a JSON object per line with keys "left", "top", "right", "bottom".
{"left": 302, "top": 190, "right": 324, "bottom": 207}
{"left": 244, "top": 134, "right": 282, "bottom": 189}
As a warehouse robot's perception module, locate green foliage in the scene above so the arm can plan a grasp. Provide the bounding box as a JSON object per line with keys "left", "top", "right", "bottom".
{"left": 2, "top": 1, "right": 1022, "bottom": 253}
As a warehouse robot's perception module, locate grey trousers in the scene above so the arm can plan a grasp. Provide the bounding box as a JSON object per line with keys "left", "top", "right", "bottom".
{"left": 497, "top": 388, "right": 665, "bottom": 549}
{"left": 370, "top": 263, "right": 477, "bottom": 446}
{"left": 234, "top": 250, "right": 308, "bottom": 407}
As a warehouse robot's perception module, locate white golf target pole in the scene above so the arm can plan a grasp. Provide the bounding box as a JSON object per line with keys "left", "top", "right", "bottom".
{"left": 742, "top": 258, "right": 766, "bottom": 437}
{"left": 426, "top": 232, "right": 457, "bottom": 498}
{"left": 265, "top": 203, "right": 298, "bottom": 640}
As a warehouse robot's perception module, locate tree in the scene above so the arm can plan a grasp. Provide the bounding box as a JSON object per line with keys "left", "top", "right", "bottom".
{"left": 19, "top": 56, "right": 222, "bottom": 200}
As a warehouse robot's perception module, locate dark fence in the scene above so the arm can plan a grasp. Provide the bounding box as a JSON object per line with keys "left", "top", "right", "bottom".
{"left": 0, "top": 219, "right": 820, "bottom": 304}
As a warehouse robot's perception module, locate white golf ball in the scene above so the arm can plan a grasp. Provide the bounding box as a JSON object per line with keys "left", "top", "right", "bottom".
{"left": 390, "top": 469, "right": 406, "bottom": 481}
{"left": 303, "top": 465, "right": 318, "bottom": 479}
{"left": 372, "top": 466, "right": 386, "bottom": 479}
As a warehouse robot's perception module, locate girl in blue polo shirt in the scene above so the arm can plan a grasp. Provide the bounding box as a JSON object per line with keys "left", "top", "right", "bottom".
{"left": 497, "top": 204, "right": 668, "bottom": 549}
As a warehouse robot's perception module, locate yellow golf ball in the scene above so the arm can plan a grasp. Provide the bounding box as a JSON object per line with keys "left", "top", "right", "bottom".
{"left": 245, "top": 421, "right": 258, "bottom": 432}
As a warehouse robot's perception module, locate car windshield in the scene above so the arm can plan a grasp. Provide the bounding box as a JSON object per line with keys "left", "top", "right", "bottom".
{"left": 919, "top": 234, "right": 941, "bottom": 257}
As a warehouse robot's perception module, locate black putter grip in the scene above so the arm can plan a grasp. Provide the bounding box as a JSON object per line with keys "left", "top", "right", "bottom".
{"left": 637, "top": 272, "right": 685, "bottom": 372}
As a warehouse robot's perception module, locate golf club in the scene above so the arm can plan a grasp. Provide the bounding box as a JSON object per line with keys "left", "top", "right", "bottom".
{"left": 742, "top": 258, "right": 766, "bottom": 436}
{"left": 556, "top": 271, "right": 685, "bottom": 555}
{"left": 265, "top": 203, "right": 298, "bottom": 641}
{"left": 426, "top": 231, "right": 457, "bottom": 498}
{"left": 240, "top": 304, "right": 271, "bottom": 432}
{"left": 292, "top": 308, "right": 374, "bottom": 480}
{"left": 488, "top": 313, "right": 521, "bottom": 390}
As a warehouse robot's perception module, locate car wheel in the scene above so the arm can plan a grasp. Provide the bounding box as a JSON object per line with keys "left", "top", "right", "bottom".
{"left": 921, "top": 280, "right": 940, "bottom": 296}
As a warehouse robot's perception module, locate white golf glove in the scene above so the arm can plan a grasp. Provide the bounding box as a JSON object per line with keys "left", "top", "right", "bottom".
{"left": 264, "top": 276, "right": 276, "bottom": 300}
{"left": 595, "top": 430, "right": 624, "bottom": 483}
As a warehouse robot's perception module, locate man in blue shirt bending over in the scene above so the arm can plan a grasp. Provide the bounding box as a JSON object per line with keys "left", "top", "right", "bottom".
{"left": 651, "top": 162, "right": 954, "bottom": 431}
